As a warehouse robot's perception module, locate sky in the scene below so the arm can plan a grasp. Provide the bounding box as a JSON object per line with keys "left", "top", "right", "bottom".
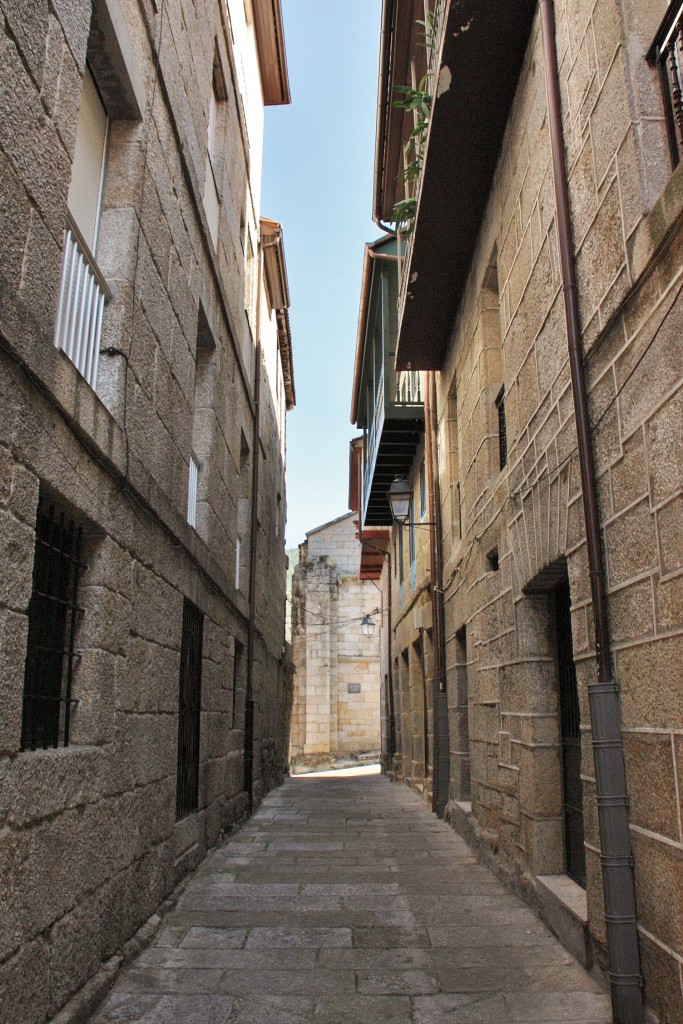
{"left": 261, "top": 0, "right": 383, "bottom": 548}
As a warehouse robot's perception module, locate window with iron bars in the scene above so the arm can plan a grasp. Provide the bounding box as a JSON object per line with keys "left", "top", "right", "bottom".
{"left": 647, "top": 1, "right": 683, "bottom": 170}
{"left": 21, "top": 493, "right": 84, "bottom": 752}
{"left": 496, "top": 387, "right": 508, "bottom": 470}
{"left": 176, "top": 599, "right": 204, "bottom": 821}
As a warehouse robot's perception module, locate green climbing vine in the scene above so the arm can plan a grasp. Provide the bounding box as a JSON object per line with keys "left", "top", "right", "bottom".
{"left": 391, "top": 10, "right": 441, "bottom": 236}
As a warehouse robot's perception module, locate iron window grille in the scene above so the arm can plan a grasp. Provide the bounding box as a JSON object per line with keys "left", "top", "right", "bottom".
{"left": 496, "top": 387, "right": 508, "bottom": 469}
{"left": 647, "top": 1, "right": 683, "bottom": 169}
{"left": 176, "top": 598, "right": 204, "bottom": 821}
{"left": 21, "top": 494, "right": 84, "bottom": 752}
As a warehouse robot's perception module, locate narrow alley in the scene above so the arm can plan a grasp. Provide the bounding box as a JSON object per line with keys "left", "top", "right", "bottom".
{"left": 90, "top": 770, "right": 611, "bottom": 1024}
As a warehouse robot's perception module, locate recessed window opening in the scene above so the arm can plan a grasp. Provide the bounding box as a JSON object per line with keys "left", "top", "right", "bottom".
{"left": 419, "top": 459, "right": 427, "bottom": 519}
{"left": 188, "top": 305, "right": 216, "bottom": 533}
{"left": 176, "top": 599, "right": 203, "bottom": 820}
{"left": 486, "top": 547, "right": 499, "bottom": 572}
{"left": 232, "top": 640, "right": 244, "bottom": 727}
{"left": 554, "top": 576, "right": 586, "bottom": 887}
{"left": 496, "top": 388, "right": 507, "bottom": 469}
{"left": 454, "top": 624, "right": 471, "bottom": 800}
{"left": 398, "top": 524, "right": 404, "bottom": 585}
{"left": 54, "top": 65, "right": 112, "bottom": 390}
{"left": 21, "top": 492, "right": 85, "bottom": 751}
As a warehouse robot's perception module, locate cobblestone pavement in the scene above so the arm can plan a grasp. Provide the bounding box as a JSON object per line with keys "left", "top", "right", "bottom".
{"left": 90, "top": 771, "right": 612, "bottom": 1024}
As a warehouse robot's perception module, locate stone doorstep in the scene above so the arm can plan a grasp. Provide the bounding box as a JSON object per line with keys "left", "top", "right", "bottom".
{"left": 535, "top": 874, "right": 591, "bottom": 969}
{"left": 447, "top": 801, "right": 596, "bottom": 974}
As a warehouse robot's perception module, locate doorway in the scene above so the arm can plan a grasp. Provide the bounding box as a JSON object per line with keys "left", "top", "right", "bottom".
{"left": 554, "top": 577, "right": 586, "bottom": 886}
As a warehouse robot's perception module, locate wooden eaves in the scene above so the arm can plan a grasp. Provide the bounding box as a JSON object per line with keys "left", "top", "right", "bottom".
{"left": 261, "top": 217, "right": 295, "bottom": 409}
{"left": 252, "top": 0, "right": 291, "bottom": 105}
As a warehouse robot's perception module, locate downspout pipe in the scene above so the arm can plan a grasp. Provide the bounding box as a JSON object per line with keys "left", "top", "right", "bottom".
{"left": 245, "top": 236, "right": 278, "bottom": 812}
{"left": 423, "top": 370, "right": 448, "bottom": 815}
{"left": 540, "top": 4, "right": 644, "bottom": 1021}
{"left": 386, "top": 550, "right": 396, "bottom": 761}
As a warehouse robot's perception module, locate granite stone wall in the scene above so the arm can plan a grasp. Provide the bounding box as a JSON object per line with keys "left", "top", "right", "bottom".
{"left": 290, "top": 514, "right": 381, "bottom": 769}
{"left": 428, "top": 0, "right": 682, "bottom": 1018}
{"left": 0, "top": 0, "right": 292, "bottom": 1020}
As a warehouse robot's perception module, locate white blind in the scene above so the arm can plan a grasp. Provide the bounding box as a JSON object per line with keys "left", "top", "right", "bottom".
{"left": 67, "top": 67, "right": 108, "bottom": 254}
{"left": 208, "top": 86, "right": 217, "bottom": 162}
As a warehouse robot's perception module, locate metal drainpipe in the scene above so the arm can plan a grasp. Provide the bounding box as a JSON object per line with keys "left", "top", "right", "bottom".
{"left": 423, "top": 370, "right": 448, "bottom": 815}
{"left": 386, "top": 549, "right": 396, "bottom": 762}
{"left": 245, "top": 237, "right": 278, "bottom": 813}
{"left": 540, "top": 4, "right": 644, "bottom": 1020}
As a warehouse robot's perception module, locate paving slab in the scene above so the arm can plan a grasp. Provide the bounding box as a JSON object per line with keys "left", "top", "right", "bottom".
{"left": 90, "top": 771, "right": 611, "bottom": 1024}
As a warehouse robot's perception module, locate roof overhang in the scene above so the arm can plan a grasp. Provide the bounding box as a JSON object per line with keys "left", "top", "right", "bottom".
{"left": 252, "top": 0, "right": 291, "bottom": 106}
{"left": 261, "top": 217, "right": 295, "bottom": 408}
{"left": 374, "top": 0, "right": 425, "bottom": 224}
{"left": 359, "top": 529, "right": 390, "bottom": 580}
{"left": 349, "top": 437, "right": 363, "bottom": 512}
{"left": 391, "top": 0, "right": 537, "bottom": 369}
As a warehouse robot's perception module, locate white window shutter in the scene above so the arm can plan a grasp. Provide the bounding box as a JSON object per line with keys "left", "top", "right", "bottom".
{"left": 67, "top": 67, "right": 108, "bottom": 254}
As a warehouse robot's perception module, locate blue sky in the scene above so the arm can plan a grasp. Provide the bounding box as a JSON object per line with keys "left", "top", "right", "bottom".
{"left": 262, "top": 0, "right": 383, "bottom": 548}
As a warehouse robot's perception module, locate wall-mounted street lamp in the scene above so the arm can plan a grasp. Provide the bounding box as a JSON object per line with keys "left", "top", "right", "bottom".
{"left": 361, "top": 613, "right": 376, "bottom": 638}
{"left": 387, "top": 477, "right": 412, "bottom": 525}
{"left": 388, "top": 476, "right": 434, "bottom": 527}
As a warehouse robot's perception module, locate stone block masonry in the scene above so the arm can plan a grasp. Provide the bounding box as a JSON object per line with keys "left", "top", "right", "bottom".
{"left": 0, "top": 0, "right": 294, "bottom": 1021}
{"left": 290, "top": 514, "right": 381, "bottom": 771}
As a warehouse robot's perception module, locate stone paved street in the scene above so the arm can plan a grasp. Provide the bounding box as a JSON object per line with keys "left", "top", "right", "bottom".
{"left": 90, "top": 770, "right": 612, "bottom": 1024}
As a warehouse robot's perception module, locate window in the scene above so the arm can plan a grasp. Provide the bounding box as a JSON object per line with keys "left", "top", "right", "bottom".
{"left": 53, "top": 66, "right": 112, "bottom": 389}
{"left": 203, "top": 69, "right": 222, "bottom": 247}
{"left": 496, "top": 388, "right": 507, "bottom": 469}
{"left": 232, "top": 640, "right": 244, "bottom": 727}
{"left": 68, "top": 67, "right": 108, "bottom": 253}
{"left": 647, "top": 4, "right": 683, "bottom": 169}
{"left": 176, "top": 599, "right": 203, "bottom": 820}
{"left": 187, "top": 455, "right": 199, "bottom": 527}
{"left": 398, "top": 524, "right": 404, "bottom": 585}
{"left": 21, "top": 493, "right": 84, "bottom": 751}
{"left": 189, "top": 305, "right": 216, "bottom": 533}
{"left": 419, "top": 459, "right": 427, "bottom": 519}
{"left": 409, "top": 498, "right": 416, "bottom": 565}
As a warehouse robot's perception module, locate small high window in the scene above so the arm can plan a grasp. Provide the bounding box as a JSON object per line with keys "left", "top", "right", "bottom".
{"left": 21, "top": 493, "right": 84, "bottom": 751}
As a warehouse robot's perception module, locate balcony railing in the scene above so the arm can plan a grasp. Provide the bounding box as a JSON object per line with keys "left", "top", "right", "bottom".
{"left": 53, "top": 218, "right": 111, "bottom": 391}
{"left": 364, "top": 364, "right": 385, "bottom": 510}
{"left": 648, "top": 1, "right": 683, "bottom": 168}
{"left": 396, "top": 370, "right": 422, "bottom": 406}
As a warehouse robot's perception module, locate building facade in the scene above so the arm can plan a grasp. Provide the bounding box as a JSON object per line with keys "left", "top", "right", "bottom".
{"left": 290, "top": 513, "right": 381, "bottom": 771}
{"left": 355, "top": 0, "right": 683, "bottom": 1021}
{"left": 0, "top": 0, "right": 294, "bottom": 1020}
